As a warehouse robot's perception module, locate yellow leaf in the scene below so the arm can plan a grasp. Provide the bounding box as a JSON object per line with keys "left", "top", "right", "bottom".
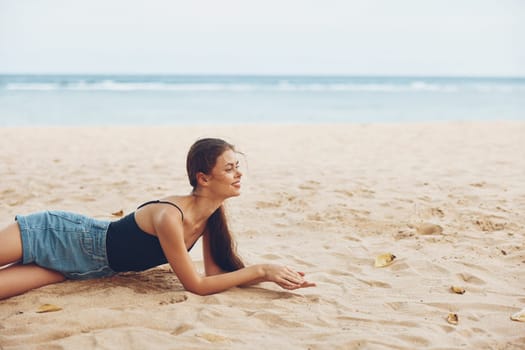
{"left": 450, "top": 286, "right": 465, "bottom": 294}
{"left": 374, "top": 253, "right": 396, "bottom": 268}
{"left": 447, "top": 313, "right": 459, "bottom": 325}
{"left": 510, "top": 309, "right": 525, "bottom": 322}
{"left": 36, "top": 304, "right": 62, "bottom": 313}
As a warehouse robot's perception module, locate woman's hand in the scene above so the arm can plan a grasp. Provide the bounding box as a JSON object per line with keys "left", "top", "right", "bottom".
{"left": 262, "top": 264, "right": 316, "bottom": 290}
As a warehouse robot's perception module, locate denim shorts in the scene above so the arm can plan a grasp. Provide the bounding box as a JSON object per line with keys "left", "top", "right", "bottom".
{"left": 16, "top": 210, "right": 117, "bottom": 280}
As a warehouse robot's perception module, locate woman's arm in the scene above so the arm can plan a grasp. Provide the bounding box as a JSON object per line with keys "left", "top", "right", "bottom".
{"left": 202, "top": 228, "right": 262, "bottom": 286}
{"left": 201, "top": 228, "right": 225, "bottom": 276}
{"left": 154, "top": 209, "right": 265, "bottom": 295}
{"left": 155, "top": 210, "right": 314, "bottom": 295}
{"left": 201, "top": 229, "right": 315, "bottom": 289}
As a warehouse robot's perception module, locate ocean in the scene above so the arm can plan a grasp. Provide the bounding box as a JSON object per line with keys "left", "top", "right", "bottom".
{"left": 0, "top": 75, "right": 523, "bottom": 126}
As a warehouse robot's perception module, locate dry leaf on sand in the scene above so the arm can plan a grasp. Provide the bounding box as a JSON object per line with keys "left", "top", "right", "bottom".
{"left": 36, "top": 304, "right": 62, "bottom": 313}
{"left": 111, "top": 209, "right": 124, "bottom": 217}
{"left": 374, "top": 253, "right": 396, "bottom": 268}
{"left": 450, "top": 286, "right": 466, "bottom": 294}
{"left": 510, "top": 309, "right": 525, "bottom": 322}
{"left": 447, "top": 313, "right": 459, "bottom": 325}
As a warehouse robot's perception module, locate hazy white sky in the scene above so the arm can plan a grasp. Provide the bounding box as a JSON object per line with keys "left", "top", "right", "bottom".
{"left": 0, "top": 0, "right": 523, "bottom": 76}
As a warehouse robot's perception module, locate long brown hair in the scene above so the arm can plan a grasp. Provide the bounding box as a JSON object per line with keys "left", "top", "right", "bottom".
{"left": 186, "top": 138, "right": 245, "bottom": 272}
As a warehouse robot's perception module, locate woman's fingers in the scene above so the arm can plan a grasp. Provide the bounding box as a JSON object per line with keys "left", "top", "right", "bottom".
{"left": 285, "top": 273, "right": 303, "bottom": 285}
{"left": 276, "top": 277, "right": 316, "bottom": 290}
{"left": 283, "top": 268, "right": 316, "bottom": 288}
{"left": 283, "top": 267, "right": 305, "bottom": 284}
{"left": 277, "top": 280, "right": 316, "bottom": 290}
{"left": 300, "top": 281, "right": 316, "bottom": 288}
{"left": 266, "top": 264, "right": 316, "bottom": 290}
{"left": 277, "top": 281, "right": 298, "bottom": 290}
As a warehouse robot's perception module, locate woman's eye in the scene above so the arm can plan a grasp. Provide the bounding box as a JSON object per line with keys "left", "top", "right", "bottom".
{"left": 225, "top": 164, "right": 239, "bottom": 172}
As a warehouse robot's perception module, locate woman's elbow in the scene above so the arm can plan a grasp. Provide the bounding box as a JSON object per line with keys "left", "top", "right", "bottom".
{"left": 193, "top": 289, "right": 214, "bottom": 296}
{"left": 182, "top": 278, "right": 214, "bottom": 296}
{"left": 186, "top": 285, "right": 215, "bottom": 296}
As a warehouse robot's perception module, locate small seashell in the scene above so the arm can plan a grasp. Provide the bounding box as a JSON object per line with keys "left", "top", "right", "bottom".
{"left": 36, "top": 304, "right": 62, "bottom": 313}
{"left": 510, "top": 308, "right": 525, "bottom": 322}
{"left": 374, "top": 253, "right": 396, "bottom": 268}
{"left": 450, "top": 286, "right": 466, "bottom": 294}
{"left": 447, "top": 313, "right": 459, "bottom": 325}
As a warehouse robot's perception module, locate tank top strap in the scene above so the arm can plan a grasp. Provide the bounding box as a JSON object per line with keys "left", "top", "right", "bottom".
{"left": 137, "top": 200, "right": 184, "bottom": 221}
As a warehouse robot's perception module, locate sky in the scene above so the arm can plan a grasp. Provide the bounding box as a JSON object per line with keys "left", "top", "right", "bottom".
{"left": 0, "top": 0, "right": 523, "bottom": 76}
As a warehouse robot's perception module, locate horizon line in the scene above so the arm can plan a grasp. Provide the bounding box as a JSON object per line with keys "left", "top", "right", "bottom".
{"left": 1, "top": 72, "right": 524, "bottom": 79}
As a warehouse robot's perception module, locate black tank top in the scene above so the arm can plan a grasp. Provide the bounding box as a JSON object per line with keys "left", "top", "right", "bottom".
{"left": 105, "top": 200, "right": 189, "bottom": 272}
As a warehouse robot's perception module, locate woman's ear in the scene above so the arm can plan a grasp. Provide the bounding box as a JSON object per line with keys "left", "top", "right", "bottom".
{"left": 196, "top": 172, "right": 209, "bottom": 187}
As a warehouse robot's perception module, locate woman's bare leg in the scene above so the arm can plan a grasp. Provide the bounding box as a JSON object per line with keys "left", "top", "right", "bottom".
{"left": 0, "top": 222, "right": 23, "bottom": 266}
{"left": 0, "top": 264, "right": 66, "bottom": 300}
{"left": 0, "top": 222, "right": 66, "bottom": 300}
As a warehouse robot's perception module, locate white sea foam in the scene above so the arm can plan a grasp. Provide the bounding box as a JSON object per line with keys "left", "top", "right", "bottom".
{"left": 4, "top": 80, "right": 523, "bottom": 93}
{"left": 5, "top": 81, "right": 259, "bottom": 92}
{"left": 5, "top": 83, "right": 59, "bottom": 91}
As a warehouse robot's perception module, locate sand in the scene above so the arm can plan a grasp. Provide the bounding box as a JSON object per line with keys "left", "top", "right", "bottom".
{"left": 0, "top": 122, "right": 524, "bottom": 349}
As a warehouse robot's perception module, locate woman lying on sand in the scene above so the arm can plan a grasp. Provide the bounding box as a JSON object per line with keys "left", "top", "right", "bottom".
{"left": 0, "top": 138, "right": 315, "bottom": 300}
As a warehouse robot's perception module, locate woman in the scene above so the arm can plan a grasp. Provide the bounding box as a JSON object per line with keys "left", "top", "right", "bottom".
{"left": 0, "top": 138, "right": 315, "bottom": 300}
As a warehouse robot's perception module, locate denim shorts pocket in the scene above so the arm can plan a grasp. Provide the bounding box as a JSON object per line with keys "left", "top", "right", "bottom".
{"left": 48, "top": 211, "right": 87, "bottom": 231}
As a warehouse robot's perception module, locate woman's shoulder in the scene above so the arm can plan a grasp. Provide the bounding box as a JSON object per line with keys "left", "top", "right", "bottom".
{"left": 159, "top": 194, "right": 186, "bottom": 204}
{"left": 134, "top": 195, "right": 186, "bottom": 232}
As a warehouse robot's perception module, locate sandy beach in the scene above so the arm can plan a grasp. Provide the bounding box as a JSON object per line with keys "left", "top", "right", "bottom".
{"left": 0, "top": 122, "right": 524, "bottom": 349}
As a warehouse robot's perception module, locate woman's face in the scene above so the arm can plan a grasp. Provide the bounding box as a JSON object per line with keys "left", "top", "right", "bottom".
{"left": 207, "top": 149, "right": 242, "bottom": 198}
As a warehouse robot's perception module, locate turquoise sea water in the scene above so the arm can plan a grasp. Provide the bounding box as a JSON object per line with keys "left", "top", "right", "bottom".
{"left": 0, "top": 75, "right": 524, "bottom": 126}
